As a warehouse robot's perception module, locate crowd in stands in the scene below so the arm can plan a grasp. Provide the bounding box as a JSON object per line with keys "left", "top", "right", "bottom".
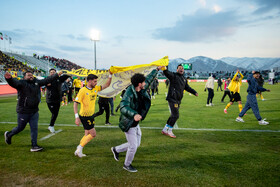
{"left": 0, "top": 51, "right": 39, "bottom": 75}
{"left": 33, "top": 53, "right": 82, "bottom": 71}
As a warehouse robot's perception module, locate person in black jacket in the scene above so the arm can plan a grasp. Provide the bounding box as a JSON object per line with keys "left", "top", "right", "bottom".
{"left": 161, "top": 65, "right": 198, "bottom": 138}
{"left": 4, "top": 70, "right": 62, "bottom": 152}
{"left": 46, "top": 68, "right": 70, "bottom": 133}
{"left": 217, "top": 77, "right": 223, "bottom": 91}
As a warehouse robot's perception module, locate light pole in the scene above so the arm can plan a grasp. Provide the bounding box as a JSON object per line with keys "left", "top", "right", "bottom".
{"left": 90, "top": 29, "right": 100, "bottom": 70}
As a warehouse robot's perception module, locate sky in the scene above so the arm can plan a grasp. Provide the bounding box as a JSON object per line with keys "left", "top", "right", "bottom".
{"left": 0, "top": 0, "right": 279, "bottom": 69}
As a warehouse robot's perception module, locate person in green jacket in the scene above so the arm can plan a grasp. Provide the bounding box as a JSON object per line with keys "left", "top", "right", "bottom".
{"left": 111, "top": 66, "right": 162, "bottom": 172}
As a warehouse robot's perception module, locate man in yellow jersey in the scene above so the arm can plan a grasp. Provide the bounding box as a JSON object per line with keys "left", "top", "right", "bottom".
{"left": 224, "top": 70, "right": 244, "bottom": 114}
{"left": 73, "top": 77, "right": 82, "bottom": 98}
{"left": 73, "top": 73, "right": 112, "bottom": 157}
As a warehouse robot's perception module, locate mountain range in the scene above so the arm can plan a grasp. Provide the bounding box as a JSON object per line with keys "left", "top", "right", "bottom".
{"left": 168, "top": 56, "right": 280, "bottom": 72}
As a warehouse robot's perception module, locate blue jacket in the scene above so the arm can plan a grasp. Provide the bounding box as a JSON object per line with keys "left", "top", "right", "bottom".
{"left": 247, "top": 74, "right": 267, "bottom": 95}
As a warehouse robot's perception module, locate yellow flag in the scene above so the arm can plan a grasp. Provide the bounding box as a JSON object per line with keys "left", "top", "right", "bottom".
{"left": 63, "top": 56, "right": 169, "bottom": 97}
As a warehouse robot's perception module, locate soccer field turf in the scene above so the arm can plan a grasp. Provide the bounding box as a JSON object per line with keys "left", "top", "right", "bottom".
{"left": 0, "top": 82, "right": 279, "bottom": 186}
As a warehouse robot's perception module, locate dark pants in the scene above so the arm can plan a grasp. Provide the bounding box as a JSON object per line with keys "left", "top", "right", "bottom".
{"left": 95, "top": 102, "right": 110, "bottom": 123}
{"left": 239, "top": 94, "right": 262, "bottom": 121}
{"left": 108, "top": 98, "right": 114, "bottom": 114}
{"left": 167, "top": 101, "right": 180, "bottom": 127}
{"left": 68, "top": 88, "right": 73, "bottom": 102}
{"left": 221, "top": 90, "right": 231, "bottom": 102}
{"left": 217, "top": 85, "right": 223, "bottom": 91}
{"left": 151, "top": 88, "right": 156, "bottom": 96}
{"left": 8, "top": 112, "right": 39, "bottom": 146}
{"left": 207, "top": 88, "right": 214, "bottom": 104}
{"left": 47, "top": 103, "right": 61, "bottom": 126}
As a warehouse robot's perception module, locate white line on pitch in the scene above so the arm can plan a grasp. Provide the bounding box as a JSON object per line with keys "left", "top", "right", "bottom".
{"left": 1, "top": 122, "right": 280, "bottom": 133}
{"left": 40, "top": 129, "right": 63, "bottom": 141}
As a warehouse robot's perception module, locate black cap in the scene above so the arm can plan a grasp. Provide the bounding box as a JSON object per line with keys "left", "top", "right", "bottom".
{"left": 253, "top": 71, "right": 260, "bottom": 74}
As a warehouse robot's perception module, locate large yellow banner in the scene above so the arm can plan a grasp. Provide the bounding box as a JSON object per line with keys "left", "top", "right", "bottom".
{"left": 62, "top": 56, "right": 169, "bottom": 97}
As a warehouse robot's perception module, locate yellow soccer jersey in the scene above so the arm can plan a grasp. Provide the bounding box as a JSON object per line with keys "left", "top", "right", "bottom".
{"left": 73, "top": 79, "right": 82, "bottom": 88}
{"left": 75, "top": 86, "right": 102, "bottom": 117}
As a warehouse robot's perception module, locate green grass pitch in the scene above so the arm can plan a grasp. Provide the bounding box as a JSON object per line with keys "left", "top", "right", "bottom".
{"left": 0, "top": 82, "right": 279, "bottom": 186}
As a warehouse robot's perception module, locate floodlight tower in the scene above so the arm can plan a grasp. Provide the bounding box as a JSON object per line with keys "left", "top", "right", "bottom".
{"left": 90, "top": 29, "right": 100, "bottom": 70}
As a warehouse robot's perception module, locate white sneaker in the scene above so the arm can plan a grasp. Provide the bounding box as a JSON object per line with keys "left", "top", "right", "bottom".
{"left": 210, "top": 103, "right": 214, "bottom": 106}
{"left": 236, "top": 117, "right": 244, "bottom": 123}
{"left": 206, "top": 104, "right": 211, "bottom": 107}
{"left": 74, "top": 150, "right": 86, "bottom": 158}
{"left": 48, "top": 126, "right": 55, "bottom": 133}
{"left": 259, "top": 119, "right": 269, "bottom": 125}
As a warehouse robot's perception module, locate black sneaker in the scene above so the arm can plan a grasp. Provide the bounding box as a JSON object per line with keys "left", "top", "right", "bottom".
{"left": 4, "top": 131, "right": 11, "bottom": 145}
{"left": 30, "top": 145, "right": 43, "bottom": 152}
{"left": 123, "top": 164, "right": 137, "bottom": 172}
{"left": 105, "top": 122, "right": 112, "bottom": 125}
{"left": 111, "top": 147, "right": 119, "bottom": 161}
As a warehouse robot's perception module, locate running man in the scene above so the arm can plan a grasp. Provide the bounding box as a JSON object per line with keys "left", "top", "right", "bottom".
{"left": 224, "top": 70, "right": 244, "bottom": 114}
{"left": 111, "top": 67, "right": 162, "bottom": 172}
{"left": 73, "top": 73, "right": 112, "bottom": 157}
{"left": 4, "top": 70, "right": 61, "bottom": 151}
{"left": 161, "top": 65, "right": 198, "bottom": 138}
{"left": 236, "top": 71, "right": 270, "bottom": 125}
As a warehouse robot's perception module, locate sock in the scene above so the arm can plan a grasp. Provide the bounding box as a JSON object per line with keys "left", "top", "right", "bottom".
{"left": 77, "top": 145, "right": 83, "bottom": 152}
{"left": 79, "top": 134, "right": 94, "bottom": 147}
{"left": 163, "top": 124, "right": 169, "bottom": 131}
{"left": 260, "top": 94, "right": 264, "bottom": 100}
{"left": 238, "top": 104, "right": 243, "bottom": 112}
{"left": 168, "top": 126, "right": 173, "bottom": 132}
{"left": 225, "top": 103, "right": 231, "bottom": 110}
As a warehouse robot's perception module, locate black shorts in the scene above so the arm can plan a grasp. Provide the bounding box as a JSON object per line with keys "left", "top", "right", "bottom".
{"left": 75, "top": 88, "right": 80, "bottom": 93}
{"left": 79, "top": 115, "right": 95, "bottom": 130}
{"left": 230, "top": 92, "right": 241, "bottom": 102}
{"left": 62, "top": 91, "right": 67, "bottom": 97}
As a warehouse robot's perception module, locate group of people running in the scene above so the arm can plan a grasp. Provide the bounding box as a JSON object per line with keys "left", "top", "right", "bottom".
{"left": 4, "top": 64, "right": 270, "bottom": 172}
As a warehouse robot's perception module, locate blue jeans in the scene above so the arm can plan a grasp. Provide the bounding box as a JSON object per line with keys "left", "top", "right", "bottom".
{"left": 239, "top": 94, "right": 262, "bottom": 121}
{"left": 9, "top": 112, "right": 39, "bottom": 146}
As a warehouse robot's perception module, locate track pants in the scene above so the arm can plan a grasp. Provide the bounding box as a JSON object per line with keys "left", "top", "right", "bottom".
{"left": 115, "top": 125, "right": 141, "bottom": 166}
{"left": 167, "top": 101, "right": 180, "bottom": 127}
{"left": 239, "top": 94, "right": 262, "bottom": 121}
{"left": 47, "top": 103, "right": 61, "bottom": 127}
{"left": 8, "top": 112, "right": 39, "bottom": 146}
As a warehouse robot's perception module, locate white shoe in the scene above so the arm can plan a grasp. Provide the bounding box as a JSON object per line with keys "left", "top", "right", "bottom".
{"left": 74, "top": 150, "right": 86, "bottom": 158}
{"left": 262, "top": 99, "right": 266, "bottom": 101}
{"left": 210, "top": 103, "right": 214, "bottom": 106}
{"left": 206, "top": 104, "right": 211, "bottom": 107}
{"left": 236, "top": 117, "right": 244, "bottom": 123}
{"left": 259, "top": 119, "right": 269, "bottom": 125}
{"left": 48, "top": 126, "right": 55, "bottom": 133}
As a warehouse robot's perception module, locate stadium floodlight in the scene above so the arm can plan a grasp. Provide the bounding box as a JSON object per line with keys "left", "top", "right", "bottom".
{"left": 90, "top": 29, "right": 100, "bottom": 70}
